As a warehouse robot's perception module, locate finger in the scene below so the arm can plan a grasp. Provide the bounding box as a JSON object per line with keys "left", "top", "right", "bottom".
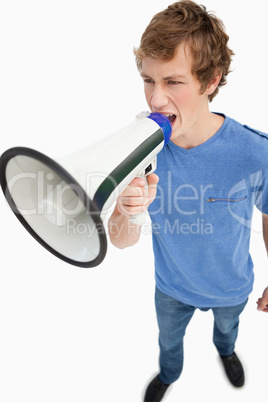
{"left": 258, "top": 306, "right": 268, "bottom": 312}
{"left": 147, "top": 173, "right": 159, "bottom": 186}
{"left": 120, "top": 184, "right": 146, "bottom": 197}
{"left": 128, "top": 177, "right": 147, "bottom": 187}
{"left": 146, "top": 174, "right": 159, "bottom": 204}
{"left": 257, "top": 299, "right": 268, "bottom": 311}
{"left": 120, "top": 196, "right": 146, "bottom": 206}
{"left": 147, "top": 182, "right": 158, "bottom": 197}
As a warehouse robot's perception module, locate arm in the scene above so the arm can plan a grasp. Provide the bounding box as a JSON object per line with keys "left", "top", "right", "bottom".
{"left": 256, "top": 213, "right": 268, "bottom": 312}
{"left": 108, "top": 174, "right": 159, "bottom": 249}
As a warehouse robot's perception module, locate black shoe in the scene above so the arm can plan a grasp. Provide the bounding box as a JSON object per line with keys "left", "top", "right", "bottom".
{"left": 220, "top": 352, "right": 245, "bottom": 387}
{"left": 144, "top": 375, "right": 170, "bottom": 402}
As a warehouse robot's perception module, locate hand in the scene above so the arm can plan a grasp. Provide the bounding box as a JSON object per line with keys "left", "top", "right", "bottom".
{"left": 256, "top": 286, "right": 268, "bottom": 312}
{"left": 116, "top": 173, "right": 159, "bottom": 217}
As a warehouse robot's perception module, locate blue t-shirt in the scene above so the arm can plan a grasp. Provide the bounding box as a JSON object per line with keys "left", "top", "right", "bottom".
{"left": 148, "top": 114, "right": 268, "bottom": 307}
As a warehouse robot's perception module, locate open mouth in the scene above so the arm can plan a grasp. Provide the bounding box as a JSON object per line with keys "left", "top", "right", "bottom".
{"left": 164, "top": 114, "right": 176, "bottom": 123}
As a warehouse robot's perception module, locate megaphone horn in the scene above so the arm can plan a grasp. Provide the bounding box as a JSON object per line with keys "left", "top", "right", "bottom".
{"left": 0, "top": 112, "right": 172, "bottom": 268}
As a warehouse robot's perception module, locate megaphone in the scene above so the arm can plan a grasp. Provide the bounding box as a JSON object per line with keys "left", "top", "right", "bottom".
{"left": 0, "top": 112, "right": 172, "bottom": 268}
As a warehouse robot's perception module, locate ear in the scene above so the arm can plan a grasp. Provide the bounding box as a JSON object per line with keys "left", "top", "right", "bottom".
{"left": 206, "top": 71, "right": 222, "bottom": 96}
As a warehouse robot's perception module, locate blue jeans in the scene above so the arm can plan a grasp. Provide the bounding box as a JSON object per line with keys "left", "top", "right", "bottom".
{"left": 155, "top": 287, "right": 248, "bottom": 385}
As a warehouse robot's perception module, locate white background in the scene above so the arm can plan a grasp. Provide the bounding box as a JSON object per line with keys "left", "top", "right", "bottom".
{"left": 0, "top": 1, "right": 267, "bottom": 401}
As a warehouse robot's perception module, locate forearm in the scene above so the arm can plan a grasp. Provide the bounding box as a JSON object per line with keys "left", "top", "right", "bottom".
{"left": 108, "top": 205, "right": 142, "bottom": 249}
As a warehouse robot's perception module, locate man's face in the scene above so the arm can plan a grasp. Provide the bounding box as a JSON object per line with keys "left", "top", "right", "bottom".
{"left": 141, "top": 44, "right": 211, "bottom": 143}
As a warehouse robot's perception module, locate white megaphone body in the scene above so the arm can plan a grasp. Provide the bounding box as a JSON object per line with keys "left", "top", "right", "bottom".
{"left": 0, "top": 112, "right": 172, "bottom": 268}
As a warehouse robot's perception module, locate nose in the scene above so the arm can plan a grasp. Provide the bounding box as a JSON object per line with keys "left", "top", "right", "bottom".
{"left": 150, "top": 84, "right": 169, "bottom": 111}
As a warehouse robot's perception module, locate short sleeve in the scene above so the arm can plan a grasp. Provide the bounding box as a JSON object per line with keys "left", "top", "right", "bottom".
{"left": 250, "top": 161, "right": 268, "bottom": 214}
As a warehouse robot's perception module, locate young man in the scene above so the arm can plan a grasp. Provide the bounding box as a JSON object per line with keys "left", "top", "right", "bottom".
{"left": 108, "top": 1, "right": 268, "bottom": 401}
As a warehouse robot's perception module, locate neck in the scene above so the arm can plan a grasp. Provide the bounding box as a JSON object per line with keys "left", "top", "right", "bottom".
{"left": 172, "top": 112, "right": 224, "bottom": 149}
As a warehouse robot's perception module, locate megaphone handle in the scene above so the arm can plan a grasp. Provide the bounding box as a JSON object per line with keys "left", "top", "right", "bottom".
{"left": 130, "top": 158, "right": 157, "bottom": 225}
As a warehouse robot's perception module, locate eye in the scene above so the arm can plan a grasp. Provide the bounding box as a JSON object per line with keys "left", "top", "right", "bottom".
{"left": 168, "top": 80, "right": 182, "bottom": 85}
{"left": 143, "top": 78, "right": 155, "bottom": 84}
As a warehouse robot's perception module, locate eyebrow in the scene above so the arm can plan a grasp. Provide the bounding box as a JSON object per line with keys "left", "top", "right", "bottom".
{"left": 140, "top": 72, "right": 187, "bottom": 81}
